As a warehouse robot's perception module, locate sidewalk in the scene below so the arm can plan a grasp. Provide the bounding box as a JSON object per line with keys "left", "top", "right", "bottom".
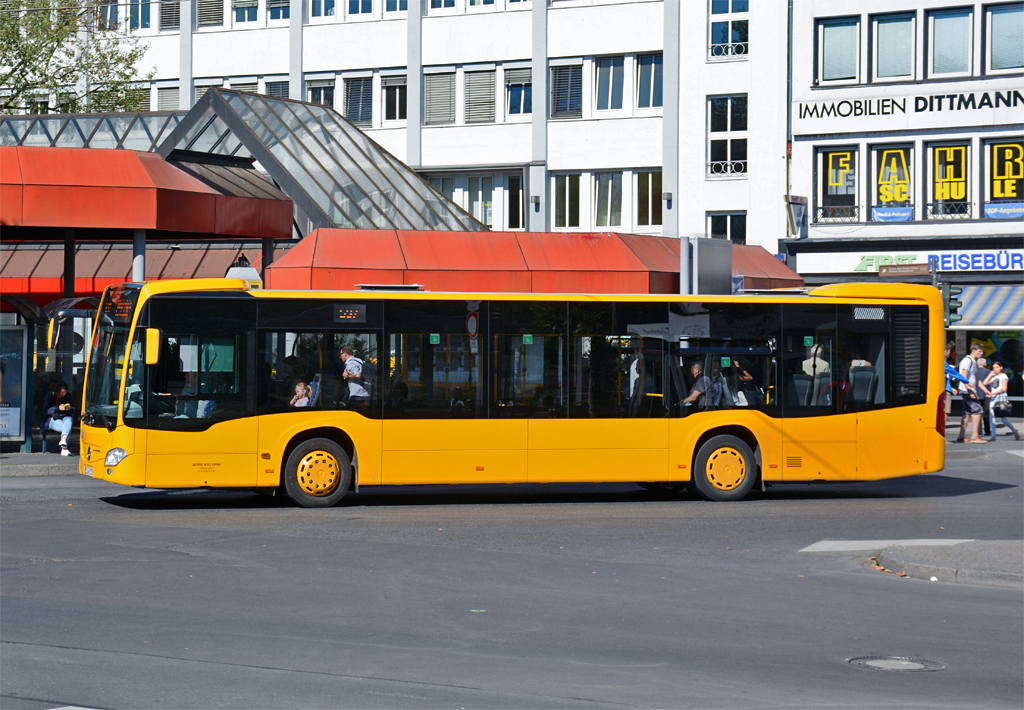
{"left": 0, "top": 429, "right": 81, "bottom": 477}
{"left": 878, "top": 541, "right": 1023, "bottom": 589}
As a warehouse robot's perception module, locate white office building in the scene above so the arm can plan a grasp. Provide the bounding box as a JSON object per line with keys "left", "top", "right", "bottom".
{"left": 73, "top": 0, "right": 787, "bottom": 249}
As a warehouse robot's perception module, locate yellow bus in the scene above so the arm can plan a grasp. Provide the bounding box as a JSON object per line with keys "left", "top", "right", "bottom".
{"left": 79, "top": 279, "right": 946, "bottom": 506}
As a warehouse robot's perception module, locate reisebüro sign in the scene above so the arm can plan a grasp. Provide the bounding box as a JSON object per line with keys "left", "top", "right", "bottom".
{"left": 797, "top": 249, "right": 1024, "bottom": 274}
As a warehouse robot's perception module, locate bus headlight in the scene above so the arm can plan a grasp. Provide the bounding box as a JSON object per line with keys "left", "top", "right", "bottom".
{"left": 105, "top": 448, "right": 127, "bottom": 467}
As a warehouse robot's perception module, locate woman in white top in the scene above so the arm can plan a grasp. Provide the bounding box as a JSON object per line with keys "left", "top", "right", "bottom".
{"left": 983, "top": 362, "right": 1020, "bottom": 440}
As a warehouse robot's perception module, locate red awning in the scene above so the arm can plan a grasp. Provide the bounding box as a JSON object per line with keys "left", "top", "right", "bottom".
{"left": 732, "top": 244, "right": 804, "bottom": 290}
{"left": 0, "top": 146, "right": 292, "bottom": 238}
{"left": 0, "top": 243, "right": 266, "bottom": 300}
{"left": 265, "top": 229, "right": 803, "bottom": 293}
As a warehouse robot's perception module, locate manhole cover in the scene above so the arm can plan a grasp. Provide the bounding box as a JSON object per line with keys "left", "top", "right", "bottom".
{"left": 847, "top": 656, "right": 945, "bottom": 672}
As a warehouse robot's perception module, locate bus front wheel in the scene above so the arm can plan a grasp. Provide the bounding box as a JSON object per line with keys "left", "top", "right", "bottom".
{"left": 283, "top": 438, "right": 352, "bottom": 507}
{"left": 691, "top": 435, "right": 756, "bottom": 502}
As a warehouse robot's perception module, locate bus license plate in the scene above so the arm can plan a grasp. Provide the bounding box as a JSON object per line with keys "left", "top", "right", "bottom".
{"left": 84, "top": 466, "right": 93, "bottom": 477}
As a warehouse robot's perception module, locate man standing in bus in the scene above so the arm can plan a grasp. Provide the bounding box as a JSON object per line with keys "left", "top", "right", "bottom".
{"left": 957, "top": 342, "right": 987, "bottom": 444}
{"left": 340, "top": 346, "right": 370, "bottom": 405}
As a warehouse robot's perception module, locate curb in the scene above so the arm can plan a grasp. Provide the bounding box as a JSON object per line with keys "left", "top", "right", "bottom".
{"left": 0, "top": 462, "right": 81, "bottom": 478}
{"left": 878, "top": 542, "right": 1024, "bottom": 589}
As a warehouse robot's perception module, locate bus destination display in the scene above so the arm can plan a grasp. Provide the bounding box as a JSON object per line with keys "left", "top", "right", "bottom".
{"left": 333, "top": 304, "right": 367, "bottom": 324}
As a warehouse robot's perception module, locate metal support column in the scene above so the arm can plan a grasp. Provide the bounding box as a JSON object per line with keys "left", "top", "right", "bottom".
{"left": 262, "top": 237, "right": 275, "bottom": 284}
{"left": 132, "top": 229, "right": 146, "bottom": 283}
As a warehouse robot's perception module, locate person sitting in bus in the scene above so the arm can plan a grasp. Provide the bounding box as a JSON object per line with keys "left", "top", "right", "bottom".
{"left": 802, "top": 344, "right": 830, "bottom": 375}
{"left": 174, "top": 371, "right": 198, "bottom": 418}
{"left": 681, "top": 361, "right": 712, "bottom": 407}
{"left": 386, "top": 381, "right": 409, "bottom": 411}
{"left": 290, "top": 382, "right": 311, "bottom": 407}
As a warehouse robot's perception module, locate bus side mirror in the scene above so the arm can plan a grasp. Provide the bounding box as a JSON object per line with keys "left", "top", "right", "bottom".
{"left": 145, "top": 328, "right": 161, "bottom": 366}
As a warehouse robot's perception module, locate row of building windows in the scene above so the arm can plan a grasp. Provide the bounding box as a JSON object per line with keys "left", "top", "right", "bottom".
{"left": 207, "top": 56, "right": 661, "bottom": 128}
{"left": 816, "top": 3, "right": 1023, "bottom": 85}
{"left": 815, "top": 138, "right": 1023, "bottom": 222}
{"left": 422, "top": 170, "right": 663, "bottom": 231}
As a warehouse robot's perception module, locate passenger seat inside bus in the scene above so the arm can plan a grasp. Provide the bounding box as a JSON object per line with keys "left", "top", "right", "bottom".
{"left": 848, "top": 366, "right": 879, "bottom": 405}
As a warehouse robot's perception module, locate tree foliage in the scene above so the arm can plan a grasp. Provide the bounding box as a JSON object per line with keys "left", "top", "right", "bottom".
{"left": 0, "top": 0, "right": 153, "bottom": 114}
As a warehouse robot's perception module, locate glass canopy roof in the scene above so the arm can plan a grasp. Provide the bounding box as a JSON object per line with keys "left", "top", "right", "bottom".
{"left": 0, "top": 88, "right": 484, "bottom": 233}
{"left": 0, "top": 111, "right": 188, "bottom": 152}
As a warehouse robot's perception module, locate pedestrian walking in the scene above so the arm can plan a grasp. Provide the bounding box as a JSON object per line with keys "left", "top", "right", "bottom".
{"left": 983, "top": 362, "right": 1020, "bottom": 440}
{"left": 956, "top": 342, "right": 987, "bottom": 444}
{"left": 976, "top": 357, "right": 993, "bottom": 437}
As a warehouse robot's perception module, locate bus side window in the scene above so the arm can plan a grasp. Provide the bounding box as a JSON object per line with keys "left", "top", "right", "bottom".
{"left": 386, "top": 301, "right": 486, "bottom": 419}
{"left": 837, "top": 305, "right": 890, "bottom": 410}
{"left": 490, "top": 301, "right": 566, "bottom": 418}
{"left": 568, "top": 302, "right": 669, "bottom": 419}
{"left": 781, "top": 305, "right": 839, "bottom": 416}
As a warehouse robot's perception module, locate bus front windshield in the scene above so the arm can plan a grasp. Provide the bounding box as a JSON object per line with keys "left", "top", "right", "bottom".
{"left": 83, "top": 285, "right": 141, "bottom": 428}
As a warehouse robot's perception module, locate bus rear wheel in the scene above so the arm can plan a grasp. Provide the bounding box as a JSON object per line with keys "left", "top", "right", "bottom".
{"left": 691, "top": 435, "right": 756, "bottom": 502}
{"left": 283, "top": 438, "right": 352, "bottom": 508}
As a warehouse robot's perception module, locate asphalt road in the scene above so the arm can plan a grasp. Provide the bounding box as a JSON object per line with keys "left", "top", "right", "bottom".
{"left": 2, "top": 448, "right": 1022, "bottom": 710}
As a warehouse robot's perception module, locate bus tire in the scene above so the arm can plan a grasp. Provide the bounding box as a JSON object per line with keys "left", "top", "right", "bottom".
{"left": 283, "top": 438, "right": 352, "bottom": 508}
{"left": 691, "top": 435, "right": 756, "bottom": 502}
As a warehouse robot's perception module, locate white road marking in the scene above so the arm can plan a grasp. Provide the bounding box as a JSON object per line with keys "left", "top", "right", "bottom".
{"left": 799, "top": 539, "right": 976, "bottom": 552}
{"left": 1006, "top": 449, "right": 1024, "bottom": 458}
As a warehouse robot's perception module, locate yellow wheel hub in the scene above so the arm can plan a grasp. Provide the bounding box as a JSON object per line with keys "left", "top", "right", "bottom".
{"left": 296, "top": 450, "right": 340, "bottom": 496}
{"left": 706, "top": 447, "right": 746, "bottom": 491}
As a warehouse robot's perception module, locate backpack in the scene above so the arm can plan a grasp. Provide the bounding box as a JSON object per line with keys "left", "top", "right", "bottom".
{"left": 354, "top": 357, "right": 375, "bottom": 388}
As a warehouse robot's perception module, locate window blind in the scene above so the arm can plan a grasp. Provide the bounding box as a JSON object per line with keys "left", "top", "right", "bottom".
{"left": 932, "top": 10, "right": 970, "bottom": 74}
{"left": 197, "top": 0, "right": 223, "bottom": 26}
{"left": 157, "top": 86, "right": 179, "bottom": 110}
{"left": 159, "top": 0, "right": 180, "bottom": 30}
{"left": 231, "top": 82, "right": 257, "bottom": 93}
{"left": 464, "top": 71, "right": 495, "bottom": 123}
{"left": 266, "top": 0, "right": 288, "bottom": 7}
{"left": 822, "top": 21, "right": 858, "bottom": 80}
{"left": 382, "top": 75, "right": 407, "bottom": 87}
{"left": 133, "top": 88, "right": 151, "bottom": 112}
{"left": 550, "top": 65, "right": 582, "bottom": 118}
{"left": 266, "top": 81, "right": 289, "bottom": 99}
{"left": 990, "top": 5, "right": 1023, "bottom": 71}
{"left": 345, "top": 77, "right": 372, "bottom": 126}
{"left": 424, "top": 73, "right": 455, "bottom": 124}
{"left": 504, "top": 68, "right": 531, "bottom": 85}
{"left": 876, "top": 16, "right": 912, "bottom": 78}
{"left": 196, "top": 85, "right": 220, "bottom": 101}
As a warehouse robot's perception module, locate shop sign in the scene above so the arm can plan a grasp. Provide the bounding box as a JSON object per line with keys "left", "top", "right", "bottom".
{"left": 984, "top": 202, "right": 1024, "bottom": 219}
{"left": 797, "top": 249, "right": 1024, "bottom": 274}
{"left": 872, "top": 206, "right": 913, "bottom": 222}
{"left": 793, "top": 89, "right": 1022, "bottom": 133}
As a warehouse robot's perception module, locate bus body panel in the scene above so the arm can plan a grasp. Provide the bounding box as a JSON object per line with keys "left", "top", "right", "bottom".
{"left": 382, "top": 420, "right": 528, "bottom": 451}
{"left": 528, "top": 448, "right": 668, "bottom": 483}
{"left": 669, "top": 411, "right": 783, "bottom": 483}
{"left": 145, "top": 419, "right": 258, "bottom": 488}
{"left": 856, "top": 403, "right": 937, "bottom": 481}
{"left": 382, "top": 420, "right": 527, "bottom": 484}
{"left": 383, "top": 449, "right": 528, "bottom": 485}
{"left": 526, "top": 418, "right": 668, "bottom": 482}
{"left": 258, "top": 412, "right": 384, "bottom": 487}
{"left": 782, "top": 413, "right": 858, "bottom": 481}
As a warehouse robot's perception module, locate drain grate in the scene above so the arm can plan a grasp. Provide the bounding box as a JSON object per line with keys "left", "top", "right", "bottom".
{"left": 847, "top": 656, "right": 945, "bottom": 672}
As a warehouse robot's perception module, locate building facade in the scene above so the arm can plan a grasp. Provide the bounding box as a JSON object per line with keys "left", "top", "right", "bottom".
{"left": 787, "top": 0, "right": 1023, "bottom": 282}
{"left": 71, "top": 0, "right": 787, "bottom": 249}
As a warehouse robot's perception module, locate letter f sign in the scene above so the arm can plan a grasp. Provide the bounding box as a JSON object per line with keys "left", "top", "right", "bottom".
{"left": 829, "top": 152, "right": 852, "bottom": 187}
